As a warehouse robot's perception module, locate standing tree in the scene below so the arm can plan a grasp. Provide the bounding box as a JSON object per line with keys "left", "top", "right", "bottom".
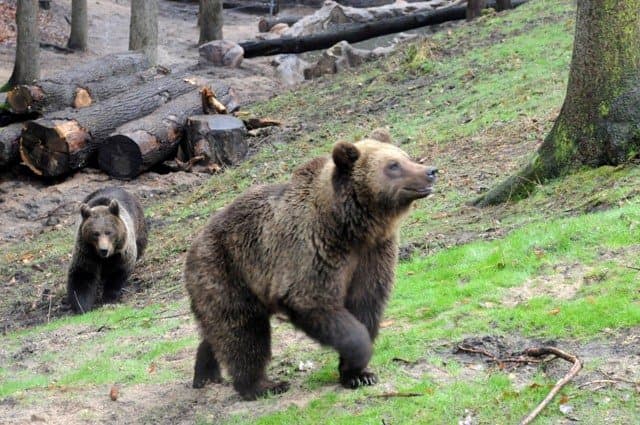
{"left": 5, "top": 0, "right": 39, "bottom": 89}
{"left": 129, "top": 0, "right": 158, "bottom": 65}
{"left": 495, "top": 0, "right": 512, "bottom": 11}
{"left": 466, "top": 0, "right": 486, "bottom": 20}
{"left": 199, "top": 0, "right": 223, "bottom": 45}
{"left": 67, "top": 0, "right": 88, "bottom": 51}
{"left": 474, "top": 0, "right": 640, "bottom": 206}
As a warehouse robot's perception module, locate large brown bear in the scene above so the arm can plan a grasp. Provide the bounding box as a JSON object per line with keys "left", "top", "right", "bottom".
{"left": 67, "top": 187, "right": 148, "bottom": 313}
{"left": 184, "top": 129, "right": 437, "bottom": 400}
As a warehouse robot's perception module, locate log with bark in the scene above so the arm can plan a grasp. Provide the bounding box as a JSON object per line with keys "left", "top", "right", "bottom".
{"left": 19, "top": 75, "right": 207, "bottom": 177}
{"left": 184, "top": 115, "right": 247, "bottom": 167}
{"left": 97, "top": 85, "right": 231, "bottom": 179}
{"left": 0, "top": 122, "right": 25, "bottom": 168}
{"left": 5, "top": 52, "right": 152, "bottom": 114}
{"left": 240, "top": 0, "right": 528, "bottom": 57}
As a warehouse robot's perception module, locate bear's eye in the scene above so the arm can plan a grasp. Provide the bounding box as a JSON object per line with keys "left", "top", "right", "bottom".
{"left": 93, "top": 231, "right": 100, "bottom": 238}
{"left": 387, "top": 161, "right": 401, "bottom": 171}
{"left": 104, "top": 230, "right": 112, "bottom": 236}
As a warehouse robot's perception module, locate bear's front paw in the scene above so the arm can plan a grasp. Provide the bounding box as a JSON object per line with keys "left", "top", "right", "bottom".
{"left": 340, "top": 369, "right": 378, "bottom": 389}
{"left": 102, "top": 288, "right": 122, "bottom": 302}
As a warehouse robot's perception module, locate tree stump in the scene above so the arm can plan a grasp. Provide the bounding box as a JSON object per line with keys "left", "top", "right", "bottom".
{"left": 184, "top": 115, "right": 247, "bottom": 167}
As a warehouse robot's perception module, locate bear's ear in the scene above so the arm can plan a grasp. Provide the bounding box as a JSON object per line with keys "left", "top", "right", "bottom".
{"left": 80, "top": 204, "right": 92, "bottom": 220}
{"left": 332, "top": 142, "right": 360, "bottom": 173}
{"left": 369, "top": 128, "right": 392, "bottom": 144}
{"left": 108, "top": 200, "right": 120, "bottom": 216}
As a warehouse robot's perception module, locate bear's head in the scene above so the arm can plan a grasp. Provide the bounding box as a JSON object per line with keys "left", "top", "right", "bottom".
{"left": 79, "top": 200, "right": 127, "bottom": 258}
{"left": 332, "top": 129, "right": 437, "bottom": 213}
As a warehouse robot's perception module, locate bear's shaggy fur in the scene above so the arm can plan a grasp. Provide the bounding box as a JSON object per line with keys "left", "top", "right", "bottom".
{"left": 184, "top": 129, "right": 437, "bottom": 399}
{"left": 67, "top": 187, "right": 148, "bottom": 313}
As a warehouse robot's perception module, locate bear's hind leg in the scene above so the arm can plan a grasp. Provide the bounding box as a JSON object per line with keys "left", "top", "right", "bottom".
{"left": 193, "top": 339, "right": 222, "bottom": 388}
{"left": 213, "top": 296, "right": 289, "bottom": 400}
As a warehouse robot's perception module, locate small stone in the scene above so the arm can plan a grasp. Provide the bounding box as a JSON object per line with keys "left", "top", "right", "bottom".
{"left": 199, "top": 40, "right": 244, "bottom": 68}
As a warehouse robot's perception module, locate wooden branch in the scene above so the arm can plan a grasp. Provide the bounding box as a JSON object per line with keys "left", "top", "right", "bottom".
{"left": 239, "top": 0, "right": 529, "bottom": 58}
{"left": 519, "top": 347, "right": 582, "bottom": 425}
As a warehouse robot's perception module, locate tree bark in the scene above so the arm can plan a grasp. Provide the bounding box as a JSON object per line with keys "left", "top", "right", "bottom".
{"left": 495, "top": 0, "right": 512, "bottom": 11}
{"left": 7, "top": 0, "right": 40, "bottom": 88}
{"left": 129, "top": 0, "right": 158, "bottom": 65}
{"left": 20, "top": 75, "right": 204, "bottom": 177}
{"left": 0, "top": 123, "right": 25, "bottom": 168}
{"left": 6, "top": 52, "right": 153, "bottom": 114}
{"left": 466, "top": 0, "right": 486, "bottom": 21}
{"left": 473, "top": 0, "right": 640, "bottom": 207}
{"left": 67, "top": 0, "right": 88, "bottom": 51}
{"left": 240, "top": 0, "right": 527, "bottom": 58}
{"left": 98, "top": 85, "right": 231, "bottom": 179}
{"left": 199, "top": 0, "right": 224, "bottom": 45}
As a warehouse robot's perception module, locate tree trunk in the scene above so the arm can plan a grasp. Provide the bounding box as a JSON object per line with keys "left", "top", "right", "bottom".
{"left": 20, "top": 75, "right": 204, "bottom": 177}
{"left": 129, "top": 0, "right": 158, "bottom": 65}
{"left": 199, "top": 0, "right": 223, "bottom": 45}
{"left": 67, "top": 0, "right": 88, "bottom": 51}
{"left": 466, "top": 0, "right": 486, "bottom": 21}
{"left": 0, "top": 123, "right": 25, "bottom": 167}
{"left": 184, "top": 115, "right": 247, "bottom": 166}
{"left": 240, "top": 0, "right": 527, "bottom": 58}
{"left": 473, "top": 0, "right": 640, "bottom": 207}
{"left": 98, "top": 85, "right": 231, "bottom": 179}
{"left": 7, "top": 0, "right": 40, "bottom": 88}
{"left": 495, "top": 0, "right": 512, "bottom": 11}
{"left": 6, "top": 52, "right": 153, "bottom": 114}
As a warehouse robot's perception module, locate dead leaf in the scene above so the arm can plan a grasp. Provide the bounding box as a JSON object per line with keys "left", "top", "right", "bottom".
{"left": 380, "top": 320, "right": 394, "bottom": 328}
{"left": 548, "top": 308, "right": 561, "bottom": 315}
{"left": 148, "top": 363, "right": 157, "bottom": 374}
{"left": 109, "top": 385, "right": 119, "bottom": 401}
{"left": 559, "top": 394, "right": 570, "bottom": 404}
{"left": 21, "top": 253, "right": 35, "bottom": 264}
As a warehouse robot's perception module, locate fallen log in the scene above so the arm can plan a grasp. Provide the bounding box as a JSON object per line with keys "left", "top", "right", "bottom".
{"left": 184, "top": 115, "right": 247, "bottom": 167}
{"left": 240, "top": 0, "right": 528, "bottom": 57}
{"left": 5, "top": 52, "right": 152, "bottom": 114}
{"left": 258, "top": 16, "right": 301, "bottom": 33}
{"left": 20, "top": 75, "right": 205, "bottom": 177}
{"left": 97, "top": 85, "right": 230, "bottom": 179}
{"left": 0, "top": 122, "right": 25, "bottom": 168}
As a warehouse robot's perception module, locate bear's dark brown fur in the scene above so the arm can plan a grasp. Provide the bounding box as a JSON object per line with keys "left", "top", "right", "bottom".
{"left": 67, "top": 187, "right": 148, "bottom": 313}
{"left": 184, "top": 129, "right": 437, "bottom": 400}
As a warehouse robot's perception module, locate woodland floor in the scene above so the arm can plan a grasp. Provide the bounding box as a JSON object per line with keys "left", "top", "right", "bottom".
{"left": 1, "top": 1, "right": 639, "bottom": 424}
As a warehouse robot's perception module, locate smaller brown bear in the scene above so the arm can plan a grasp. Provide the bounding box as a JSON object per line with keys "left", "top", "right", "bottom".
{"left": 185, "top": 128, "right": 437, "bottom": 400}
{"left": 67, "top": 187, "right": 148, "bottom": 313}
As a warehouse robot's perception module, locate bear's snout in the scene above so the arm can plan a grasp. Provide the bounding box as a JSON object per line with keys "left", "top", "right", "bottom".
{"left": 426, "top": 167, "right": 438, "bottom": 181}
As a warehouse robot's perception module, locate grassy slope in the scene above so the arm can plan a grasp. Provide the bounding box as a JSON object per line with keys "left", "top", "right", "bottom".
{"left": 1, "top": 0, "right": 640, "bottom": 423}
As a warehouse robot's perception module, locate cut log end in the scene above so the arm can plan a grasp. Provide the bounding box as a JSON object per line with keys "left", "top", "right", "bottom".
{"left": 97, "top": 134, "right": 147, "bottom": 180}
{"left": 73, "top": 88, "right": 93, "bottom": 109}
{"left": 6, "top": 85, "right": 44, "bottom": 114}
{"left": 20, "top": 119, "right": 89, "bottom": 177}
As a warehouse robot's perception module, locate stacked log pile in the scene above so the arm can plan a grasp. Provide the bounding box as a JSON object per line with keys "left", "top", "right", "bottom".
{"left": 1, "top": 51, "right": 253, "bottom": 180}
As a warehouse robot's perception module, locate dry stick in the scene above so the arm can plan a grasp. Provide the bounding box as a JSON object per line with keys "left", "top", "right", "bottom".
{"left": 576, "top": 379, "right": 620, "bottom": 389}
{"left": 372, "top": 392, "right": 423, "bottom": 399}
{"left": 519, "top": 347, "right": 582, "bottom": 425}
